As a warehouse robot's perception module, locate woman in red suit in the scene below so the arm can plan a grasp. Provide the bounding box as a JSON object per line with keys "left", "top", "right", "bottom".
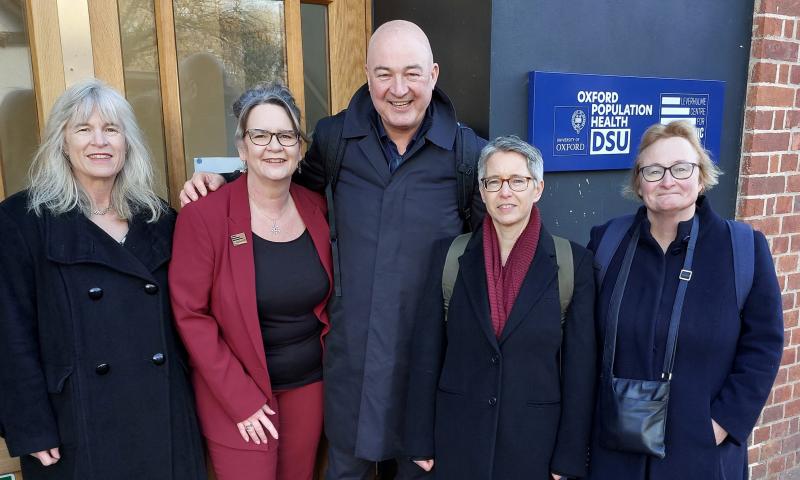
{"left": 169, "top": 84, "right": 332, "bottom": 480}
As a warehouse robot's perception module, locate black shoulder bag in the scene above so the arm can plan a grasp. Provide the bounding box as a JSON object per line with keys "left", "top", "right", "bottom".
{"left": 599, "top": 215, "right": 699, "bottom": 458}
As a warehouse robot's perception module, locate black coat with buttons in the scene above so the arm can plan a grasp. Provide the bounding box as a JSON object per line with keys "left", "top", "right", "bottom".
{"left": 0, "top": 191, "right": 206, "bottom": 480}
{"left": 405, "top": 226, "right": 597, "bottom": 479}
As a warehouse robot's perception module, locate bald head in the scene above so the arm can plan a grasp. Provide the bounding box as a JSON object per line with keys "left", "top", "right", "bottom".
{"left": 365, "top": 20, "right": 439, "bottom": 145}
{"left": 368, "top": 20, "right": 434, "bottom": 67}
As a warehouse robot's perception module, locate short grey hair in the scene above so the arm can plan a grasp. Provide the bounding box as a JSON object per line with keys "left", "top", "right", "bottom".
{"left": 233, "top": 84, "right": 308, "bottom": 143}
{"left": 478, "top": 135, "right": 544, "bottom": 183}
{"left": 27, "top": 79, "right": 164, "bottom": 221}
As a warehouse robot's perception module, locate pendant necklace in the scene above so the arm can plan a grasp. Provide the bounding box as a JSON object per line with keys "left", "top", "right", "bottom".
{"left": 253, "top": 198, "right": 291, "bottom": 236}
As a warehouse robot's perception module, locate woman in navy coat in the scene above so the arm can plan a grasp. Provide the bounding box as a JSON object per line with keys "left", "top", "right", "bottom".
{"left": 405, "top": 136, "right": 597, "bottom": 479}
{"left": 586, "top": 121, "right": 783, "bottom": 480}
{"left": 0, "top": 80, "right": 205, "bottom": 479}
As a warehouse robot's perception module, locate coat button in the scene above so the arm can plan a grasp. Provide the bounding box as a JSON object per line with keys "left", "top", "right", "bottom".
{"left": 88, "top": 287, "right": 103, "bottom": 300}
{"left": 489, "top": 396, "right": 497, "bottom": 407}
{"left": 95, "top": 363, "right": 110, "bottom": 375}
{"left": 151, "top": 353, "right": 166, "bottom": 365}
{"left": 144, "top": 283, "right": 159, "bottom": 295}
{"left": 490, "top": 354, "right": 500, "bottom": 365}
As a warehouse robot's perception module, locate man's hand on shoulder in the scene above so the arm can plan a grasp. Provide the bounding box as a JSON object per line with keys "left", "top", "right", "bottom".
{"left": 180, "top": 172, "right": 227, "bottom": 206}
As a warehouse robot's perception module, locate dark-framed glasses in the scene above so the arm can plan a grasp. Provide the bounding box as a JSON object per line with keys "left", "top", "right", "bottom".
{"left": 638, "top": 162, "right": 698, "bottom": 182}
{"left": 245, "top": 129, "right": 300, "bottom": 147}
{"left": 480, "top": 175, "right": 534, "bottom": 192}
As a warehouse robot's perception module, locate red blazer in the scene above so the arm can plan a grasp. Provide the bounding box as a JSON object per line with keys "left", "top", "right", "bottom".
{"left": 169, "top": 175, "right": 332, "bottom": 449}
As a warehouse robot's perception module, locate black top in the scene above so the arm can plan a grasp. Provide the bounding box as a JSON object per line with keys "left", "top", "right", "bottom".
{"left": 374, "top": 106, "right": 433, "bottom": 173}
{"left": 253, "top": 230, "right": 328, "bottom": 389}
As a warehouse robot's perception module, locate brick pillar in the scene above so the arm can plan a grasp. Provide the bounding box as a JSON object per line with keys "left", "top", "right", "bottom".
{"left": 738, "top": 1, "right": 800, "bottom": 478}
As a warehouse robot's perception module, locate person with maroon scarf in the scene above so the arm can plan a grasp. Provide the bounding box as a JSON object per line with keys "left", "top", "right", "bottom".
{"left": 405, "top": 135, "right": 597, "bottom": 479}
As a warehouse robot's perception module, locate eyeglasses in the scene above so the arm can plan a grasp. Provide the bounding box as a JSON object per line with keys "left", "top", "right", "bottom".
{"left": 638, "top": 162, "right": 698, "bottom": 182}
{"left": 245, "top": 129, "right": 300, "bottom": 147}
{"left": 480, "top": 176, "right": 534, "bottom": 192}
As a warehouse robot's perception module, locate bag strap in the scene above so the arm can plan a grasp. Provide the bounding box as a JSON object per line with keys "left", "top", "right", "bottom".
{"left": 661, "top": 216, "right": 699, "bottom": 379}
{"left": 455, "top": 124, "right": 479, "bottom": 231}
{"left": 602, "top": 216, "right": 699, "bottom": 381}
{"left": 594, "top": 214, "right": 636, "bottom": 288}
{"left": 553, "top": 235, "right": 574, "bottom": 324}
{"left": 322, "top": 113, "right": 347, "bottom": 296}
{"left": 442, "top": 233, "right": 471, "bottom": 321}
{"left": 602, "top": 224, "right": 641, "bottom": 381}
{"left": 727, "top": 219, "right": 754, "bottom": 312}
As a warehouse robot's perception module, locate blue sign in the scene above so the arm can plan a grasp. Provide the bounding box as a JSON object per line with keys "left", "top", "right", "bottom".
{"left": 528, "top": 71, "right": 726, "bottom": 172}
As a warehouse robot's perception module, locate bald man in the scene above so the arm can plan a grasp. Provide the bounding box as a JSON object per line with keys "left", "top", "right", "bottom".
{"left": 181, "top": 20, "right": 485, "bottom": 479}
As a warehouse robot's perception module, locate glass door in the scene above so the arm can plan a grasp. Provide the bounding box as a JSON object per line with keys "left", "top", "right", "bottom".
{"left": 0, "top": 0, "right": 370, "bottom": 207}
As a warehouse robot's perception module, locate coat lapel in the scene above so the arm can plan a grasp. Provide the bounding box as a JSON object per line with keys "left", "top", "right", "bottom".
{"left": 45, "top": 209, "right": 158, "bottom": 282}
{"left": 458, "top": 233, "right": 499, "bottom": 351}
{"left": 356, "top": 133, "right": 391, "bottom": 184}
{"left": 122, "top": 209, "right": 173, "bottom": 273}
{"left": 499, "top": 231, "right": 558, "bottom": 344}
{"left": 342, "top": 84, "right": 390, "bottom": 184}
{"left": 226, "top": 177, "right": 270, "bottom": 374}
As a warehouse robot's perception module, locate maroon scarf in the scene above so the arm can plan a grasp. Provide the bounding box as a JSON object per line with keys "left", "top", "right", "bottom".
{"left": 483, "top": 206, "right": 542, "bottom": 337}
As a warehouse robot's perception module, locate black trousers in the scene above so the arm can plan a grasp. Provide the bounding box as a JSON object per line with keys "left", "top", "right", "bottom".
{"left": 325, "top": 443, "right": 431, "bottom": 480}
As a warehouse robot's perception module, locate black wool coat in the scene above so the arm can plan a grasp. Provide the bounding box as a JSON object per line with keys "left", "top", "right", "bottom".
{"left": 0, "top": 191, "right": 206, "bottom": 480}
{"left": 585, "top": 198, "right": 783, "bottom": 480}
{"left": 405, "top": 227, "right": 597, "bottom": 479}
{"left": 297, "top": 83, "right": 486, "bottom": 460}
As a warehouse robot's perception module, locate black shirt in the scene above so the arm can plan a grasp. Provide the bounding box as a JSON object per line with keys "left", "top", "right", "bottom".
{"left": 253, "top": 230, "right": 329, "bottom": 389}
{"left": 374, "top": 106, "right": 434, "bottom": 173}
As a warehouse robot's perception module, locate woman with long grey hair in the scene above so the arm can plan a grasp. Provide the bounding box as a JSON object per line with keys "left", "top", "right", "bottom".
{"left": 0, "top": 79, "right": 206, "bottom": 480}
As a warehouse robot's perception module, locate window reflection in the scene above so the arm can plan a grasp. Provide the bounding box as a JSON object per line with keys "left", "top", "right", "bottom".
{"left": 118, "top": 0, "right": 169, "bottom": 198}
{"left": 301, "top": 2, "right": 330, "bottom": 134}
{"left": 0, "top": 0, "right": 39, "bottom": 197}
{"left": 174, "top": 0, "right": 287, "bottom": 174}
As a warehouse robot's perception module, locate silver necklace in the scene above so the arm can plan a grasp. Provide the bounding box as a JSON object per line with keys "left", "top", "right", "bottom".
{"left": 91, "top": 205, "right": 113, "bottom": 216}
{"left": 252, "top": 199, "right": 291, "bottom": 236}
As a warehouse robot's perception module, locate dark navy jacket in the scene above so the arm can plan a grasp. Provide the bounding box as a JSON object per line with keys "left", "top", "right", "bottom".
{"left": 405, "top": 228, "right": 597, "bottom": 479}
{"left": 296, "top": 83, "right": 485, "bottom": 460}
{"left": 586, "top": 197, "right": 783, "bottom": 480}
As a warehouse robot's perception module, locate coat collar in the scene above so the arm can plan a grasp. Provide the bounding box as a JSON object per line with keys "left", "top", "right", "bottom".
{"left": 45, "top": 206, "right": 172, "bottom": 282}
{"left": 634, "top": 195, "right": 721, "bottom": 246}
{"left": 458, "top": 225, "right": 559, "bottom": 348}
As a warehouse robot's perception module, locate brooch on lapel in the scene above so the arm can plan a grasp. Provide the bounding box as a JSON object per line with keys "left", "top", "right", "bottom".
{"left": 230, "top": 232, "right": 247, "bottom": 246}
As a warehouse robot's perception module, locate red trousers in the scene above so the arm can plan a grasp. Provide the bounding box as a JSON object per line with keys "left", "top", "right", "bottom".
{"left": 207, "top": 380, "right": 323, "bottom": 480}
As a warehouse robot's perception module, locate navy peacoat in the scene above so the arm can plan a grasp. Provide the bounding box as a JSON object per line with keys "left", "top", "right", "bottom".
{"left": 0, "top": 191, "right": 206, "bottom": 480}
{"left": 585, "top": 197, "right": 783, "bottom": 480}
{"left": 405, "top": 227, "right": 597, "bottom": 479}
{"left": 297, "top": 84, "right": 486, "bottom": 460}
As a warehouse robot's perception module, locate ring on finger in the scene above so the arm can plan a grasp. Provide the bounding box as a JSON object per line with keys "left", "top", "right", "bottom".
{"left": 245, "top": 423, "right": 254, "bottom": 431}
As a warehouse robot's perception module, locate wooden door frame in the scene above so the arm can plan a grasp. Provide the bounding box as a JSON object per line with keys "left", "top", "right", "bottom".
{"left": 1, "top": 0, "right": 371, "bottom": 207}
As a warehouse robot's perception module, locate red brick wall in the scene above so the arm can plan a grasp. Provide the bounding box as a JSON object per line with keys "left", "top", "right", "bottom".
{"left": 739, "top": 1, "right": 800, "bottom": 478}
